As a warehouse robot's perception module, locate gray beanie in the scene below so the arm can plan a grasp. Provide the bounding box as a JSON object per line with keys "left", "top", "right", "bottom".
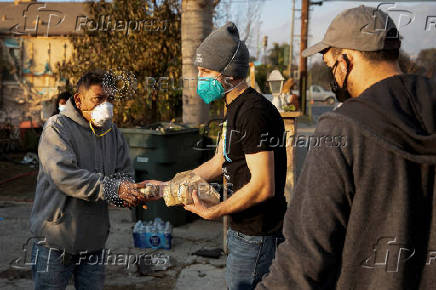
{"left": 194, "top": 22, "right": 250, "bottom": 79}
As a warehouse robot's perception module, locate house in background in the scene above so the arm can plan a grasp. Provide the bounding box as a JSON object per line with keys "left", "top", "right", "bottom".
{"left": 0, "top": 0, "right": 87, "bottom": 127}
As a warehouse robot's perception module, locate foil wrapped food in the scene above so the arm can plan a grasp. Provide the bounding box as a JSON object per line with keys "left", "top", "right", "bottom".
{"left": 139, "top": 184, "right": 161, "bottom": 198}
{"left": 162, "top": 170, "right": 220, "bottom": 207}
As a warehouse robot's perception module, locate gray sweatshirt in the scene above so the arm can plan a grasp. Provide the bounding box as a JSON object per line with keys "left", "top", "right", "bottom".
{"left": 30, "top": 99, "right": 133, "bottom": 254}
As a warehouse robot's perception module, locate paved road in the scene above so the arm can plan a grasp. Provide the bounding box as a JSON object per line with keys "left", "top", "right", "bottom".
{"left": 295, "top": 103, "right": 336, "bottom": 180}
{"left": 310, "top": 103, "right": 337, "bottom": 123}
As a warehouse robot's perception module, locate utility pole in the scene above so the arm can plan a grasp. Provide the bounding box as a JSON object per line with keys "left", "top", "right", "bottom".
{"left": 263, "top": 36, "right": 268, "bottom": 65}
{"left": 256, "top": 21, "right": 261, "bottom": 61}
{"left": 299, "top": 0, "right": 309, "bottom": 115}
{"left": 288, "top": 0, "right": 295, "bottom": 78}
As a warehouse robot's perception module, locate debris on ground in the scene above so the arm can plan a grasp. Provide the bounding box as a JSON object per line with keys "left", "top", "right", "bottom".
{"left": 192, "top": 248, "right": 223, "bottom": 259}
{"left": 19, "top": 153, "right": 39, "bottom": 167}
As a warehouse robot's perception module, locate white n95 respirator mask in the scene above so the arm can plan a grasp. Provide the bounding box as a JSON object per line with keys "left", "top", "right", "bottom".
{"left": 91, "top": 102, "right": 114, "bottom": 127}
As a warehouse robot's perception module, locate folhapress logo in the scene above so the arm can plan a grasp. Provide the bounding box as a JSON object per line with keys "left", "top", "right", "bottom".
{"left": 361, "top": 237, "right": 414, "bottom": 272}
{"left": 360, "top": 237, "right": 436, "bottom": 272}
{"left": 9, "top": 3, "right": 65, "bottom": 36}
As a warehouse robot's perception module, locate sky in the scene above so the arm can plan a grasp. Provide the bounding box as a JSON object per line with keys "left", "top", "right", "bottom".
{"left": 253, "top": 0, "right": 436, "bottom": 64}
{"left": 2, "top": 0, "right": 436, "bottom": 63}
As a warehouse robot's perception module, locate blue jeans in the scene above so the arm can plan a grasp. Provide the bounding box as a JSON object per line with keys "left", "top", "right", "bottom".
{"left": 225, "top": 228, "right": 284, "bottom": 290}
{"left": 31, "top": 242, "right": 105, "bottom": 290}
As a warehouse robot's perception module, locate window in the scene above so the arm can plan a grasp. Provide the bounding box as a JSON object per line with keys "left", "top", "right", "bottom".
{"left": 2, "top": 38, "right": 21, "bottom": 81}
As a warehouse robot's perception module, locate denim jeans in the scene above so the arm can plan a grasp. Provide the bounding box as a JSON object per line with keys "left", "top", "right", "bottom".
{"left": 225, "top": 228, "right": 284, "bottom": 290}
{"left": 31, "top": 242, "right": 105, "bottom": 290}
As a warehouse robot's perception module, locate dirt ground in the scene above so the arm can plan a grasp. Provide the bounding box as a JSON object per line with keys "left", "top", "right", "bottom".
{"left": 0, "top": 201, "right": 226, "bottom": 290}
{"left": 0, "top": 153, "right": 227, "bottom": 290}
{"left": 0, "top": 153, "right": 37, "bottom": 202}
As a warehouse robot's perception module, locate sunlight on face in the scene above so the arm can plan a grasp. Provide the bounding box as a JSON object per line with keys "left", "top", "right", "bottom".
{"left": 197, "top": 67, "right": 221, "bottom": 78}
{"left": 81, "top": 85, "right": 111, "bottom": 111}
{"left": 76, "top": 85, "right": 113, "bottom": 122}
{"left": 323, "top": 49, "right": 336, "bottom": 68}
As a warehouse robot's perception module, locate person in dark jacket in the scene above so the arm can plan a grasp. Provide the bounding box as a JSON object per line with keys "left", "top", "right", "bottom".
{"left": 257, "top": 5, "right": 436, "bottom": 290}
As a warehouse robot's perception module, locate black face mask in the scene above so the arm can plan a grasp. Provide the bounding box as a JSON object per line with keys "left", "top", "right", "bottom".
{"left": 330, "top": 54, "right": 352, "bottom": 103}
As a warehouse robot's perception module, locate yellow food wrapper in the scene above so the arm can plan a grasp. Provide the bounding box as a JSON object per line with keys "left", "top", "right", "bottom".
{"left": 162, "top": 170, "right": 220, "bottom": 207}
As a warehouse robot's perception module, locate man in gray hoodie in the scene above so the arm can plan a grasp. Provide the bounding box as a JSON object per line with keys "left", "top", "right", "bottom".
{"left": 257, "top": 6, "right": 436, "bottom": 289}
{"left": 30, "top": 71, "right": 153, "bottom": 289}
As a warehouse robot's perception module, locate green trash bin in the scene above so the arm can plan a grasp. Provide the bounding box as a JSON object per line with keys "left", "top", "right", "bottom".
{"left": 120, "top": 123, "right": 204, "bottom": 226}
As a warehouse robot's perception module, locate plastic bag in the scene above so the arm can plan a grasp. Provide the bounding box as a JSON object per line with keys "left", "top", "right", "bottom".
{"left": 139, "top": 184, "right": 161, "bottom": 198}
{"left": 162, "top": 170, "right": 220, "bottom": 207}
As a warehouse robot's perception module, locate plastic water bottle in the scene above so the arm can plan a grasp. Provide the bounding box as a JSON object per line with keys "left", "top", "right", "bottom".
{"left": 133, "top": 220, "right": 146, "bottom": 248}
{"left": 164, "top": 221, "right": 172, "bottom": 249}
{"left": 133, "top": 220, "right": 142, "bottom": 233}
{"left": 145, "top": 221, "right": 152, "bottom": 233}
{"left": 157, "top": 222, "right": 165, "bottom": 235}
{"left": 164, "top": 221, "right": 172, "bottom": 234}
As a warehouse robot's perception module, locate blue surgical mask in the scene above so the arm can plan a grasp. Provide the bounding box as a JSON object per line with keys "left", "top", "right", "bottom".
{"left": 197, "top": 77, "right": 225, "bottom": 104}
{"left": 58, "top": 104, "right": 66, "bottom": 112}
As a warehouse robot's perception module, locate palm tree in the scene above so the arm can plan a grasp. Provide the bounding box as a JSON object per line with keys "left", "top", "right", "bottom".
{"left": 181, "top": 0, "right": 220, "bottom": 125}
